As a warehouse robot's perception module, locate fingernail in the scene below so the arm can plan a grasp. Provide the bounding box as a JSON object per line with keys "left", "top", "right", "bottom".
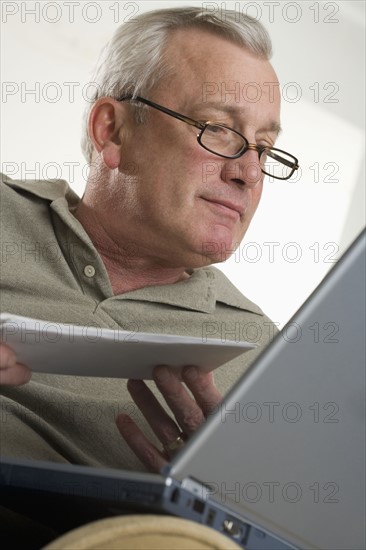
{"left": 153, "top": 365, "right": 170, "bottom": 383}
{"left": 183, "top": 366, "right": 198, "bottom": 382}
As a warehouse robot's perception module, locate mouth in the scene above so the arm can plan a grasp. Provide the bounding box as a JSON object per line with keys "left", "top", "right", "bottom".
{"left": 201, "top": 197, "right": 244, "bottom": 218}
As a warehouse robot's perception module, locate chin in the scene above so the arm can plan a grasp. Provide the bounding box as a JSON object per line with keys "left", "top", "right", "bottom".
{"left": 201, "top": 226, "right": 244, "bottom": 263}
{"left": 181, "top": 223, "right": 244, "bottom": 267}
{"left": 198, "top": 236, "right": 240, "bottom": 265}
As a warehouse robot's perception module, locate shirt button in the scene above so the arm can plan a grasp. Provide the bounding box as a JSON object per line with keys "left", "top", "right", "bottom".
{"left": 84, "top": 265, "right": 95, "bottom": 278}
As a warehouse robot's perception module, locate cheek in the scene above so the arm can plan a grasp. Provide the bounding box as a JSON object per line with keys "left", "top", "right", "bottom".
{"left": 149, "top": 149, "right": 206, "bottom": 203}
{"left": 135, "top": 130, "right": 197, "bottom": 178}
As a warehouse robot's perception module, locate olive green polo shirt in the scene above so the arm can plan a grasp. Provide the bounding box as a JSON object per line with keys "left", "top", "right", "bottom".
{"left": 0, "top": 174, "right": 277, "bottom": 470}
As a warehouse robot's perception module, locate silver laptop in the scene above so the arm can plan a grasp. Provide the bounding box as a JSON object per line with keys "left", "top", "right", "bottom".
{"left": 1, "top": 229, "right": 365, "bottom": 550}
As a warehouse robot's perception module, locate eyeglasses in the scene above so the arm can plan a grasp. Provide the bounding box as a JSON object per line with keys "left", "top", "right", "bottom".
{"left": 117, "top": 95, "right": 299, "bottom": 181}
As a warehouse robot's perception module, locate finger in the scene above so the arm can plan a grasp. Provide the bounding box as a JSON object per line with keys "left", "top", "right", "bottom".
{"left": 0, "top": 344, "right": 17, "bottom": 369}
{"left": 127, "top": 379, "right": 182, "bottom": 446}
{"left": 0, "top": 362, "right": 32, "bottom": 386}
{"left": 153, "top": 365, "right": 205, "bottom": 435}
{"left": 182, "top": 366, "right": 222, "bottom": 416}
{"left": 0, "top": 344, "right": 31, "bottom": 385}
{"left": 116, "top": 413, "right": 168, "bottom": 473}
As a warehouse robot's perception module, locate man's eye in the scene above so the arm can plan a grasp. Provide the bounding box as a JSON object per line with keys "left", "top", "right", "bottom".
{"left": 206, "top": 124, "right": 227, "bottom": 134}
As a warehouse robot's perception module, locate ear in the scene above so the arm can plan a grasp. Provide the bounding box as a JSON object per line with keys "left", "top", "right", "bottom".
{"left": 88, "top": 98, "right": 126, "bottom": 170}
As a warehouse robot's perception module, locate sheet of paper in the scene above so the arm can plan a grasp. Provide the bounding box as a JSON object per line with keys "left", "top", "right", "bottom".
{"left": 0, "top": 313, "right": 255, "bottom": 379}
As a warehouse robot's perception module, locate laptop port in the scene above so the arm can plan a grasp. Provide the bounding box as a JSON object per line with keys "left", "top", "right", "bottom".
{"left": 170, "top": 488, "right": 180, "bottom": 503}
{"left": 206, "top": 508, "right": 216, "bottom": 526}
{"left": 192, "top": 498, "right": 205, "bottom": 514}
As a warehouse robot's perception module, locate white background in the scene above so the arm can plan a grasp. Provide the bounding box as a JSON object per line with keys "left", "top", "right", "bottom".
{"left": 1, "top": 0, "right": 365, "bottom": 327}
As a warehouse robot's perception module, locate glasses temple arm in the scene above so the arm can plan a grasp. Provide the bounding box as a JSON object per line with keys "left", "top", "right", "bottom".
{"left": 117, "top": 95, "right": 204, "bottom": 130}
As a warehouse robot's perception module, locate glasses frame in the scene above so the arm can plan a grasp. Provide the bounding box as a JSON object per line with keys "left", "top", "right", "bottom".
{"left": 117, "top": 95, "right": 299, "bottom": 181}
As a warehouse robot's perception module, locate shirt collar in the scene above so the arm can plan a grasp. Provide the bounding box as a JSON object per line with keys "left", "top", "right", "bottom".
{"left": 115, "top": 267, "right": 263, "bottom": 315}
{"left": 1, "top": 174, "right": 80, "bottom": 206}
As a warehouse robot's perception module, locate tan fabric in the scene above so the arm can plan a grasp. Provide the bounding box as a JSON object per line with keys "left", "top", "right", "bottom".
{"left": 0, "top": 174, "right": 278, "bottom": 470}
{"left": 43, "top": 515, "right": 243, "bottom": 550}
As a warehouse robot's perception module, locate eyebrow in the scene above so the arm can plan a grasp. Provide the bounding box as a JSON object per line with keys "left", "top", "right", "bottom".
{"left": 191, "top": 101, "right": 282, "bottom": 136}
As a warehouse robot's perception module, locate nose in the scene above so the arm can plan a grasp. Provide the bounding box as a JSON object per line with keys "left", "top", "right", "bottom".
{"left": 221, "top": 148, "right": 263, "bottom": 188}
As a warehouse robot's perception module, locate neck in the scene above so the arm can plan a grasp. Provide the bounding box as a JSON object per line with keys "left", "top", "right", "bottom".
{"left": 74, "top": 202, "right": 190, "bottom": 295}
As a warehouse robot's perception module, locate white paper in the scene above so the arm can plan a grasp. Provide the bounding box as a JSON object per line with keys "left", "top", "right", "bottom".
{"left": 0, "top": 313, "right": 255, "bottom": 379}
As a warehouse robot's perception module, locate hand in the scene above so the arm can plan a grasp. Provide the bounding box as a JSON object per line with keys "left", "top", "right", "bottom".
{"left": 0, "top": 343, "right": 32, "bottom": 385}
{"left": 116, "top": 365, "right": 222, "bottom": 472}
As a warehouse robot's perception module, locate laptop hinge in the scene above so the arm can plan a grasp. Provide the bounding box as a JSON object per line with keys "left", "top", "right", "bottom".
{"left": 180, "top": 476, "right": 211, "bottom": 500}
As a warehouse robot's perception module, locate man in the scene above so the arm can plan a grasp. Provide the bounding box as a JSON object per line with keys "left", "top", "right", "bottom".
{"left": 0, "top": 7, "right": 297, "bottom": 476}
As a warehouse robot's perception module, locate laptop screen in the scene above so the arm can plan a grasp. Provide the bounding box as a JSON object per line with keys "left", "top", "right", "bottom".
{"left": 168, "top": 229, "right": 366, "bottom": 550}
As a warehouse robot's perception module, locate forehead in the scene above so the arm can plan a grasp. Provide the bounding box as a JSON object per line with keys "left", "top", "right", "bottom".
{"left": 159, "top": 28, "right": 280, "bottom": 112}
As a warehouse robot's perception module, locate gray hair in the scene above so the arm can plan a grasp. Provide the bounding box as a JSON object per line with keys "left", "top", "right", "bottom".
{"left": 81, "top": 6, "right": 273, "bottom": 162}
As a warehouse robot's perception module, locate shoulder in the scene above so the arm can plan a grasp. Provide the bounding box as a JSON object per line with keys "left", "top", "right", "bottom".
{"left": 0, "top": 173, "right": 80, "bottom": 247}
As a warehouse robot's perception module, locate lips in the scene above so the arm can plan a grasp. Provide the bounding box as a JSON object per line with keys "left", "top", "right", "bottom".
{"left": 201, "top": 197, "right": 245, "bottom": 217}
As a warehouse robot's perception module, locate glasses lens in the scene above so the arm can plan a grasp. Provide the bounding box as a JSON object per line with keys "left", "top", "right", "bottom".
{"left": 261, "top": 148, "right": 297, "bottom": 180}
{"left": 200, "top": 124, "right": 246, "bottom": 157}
